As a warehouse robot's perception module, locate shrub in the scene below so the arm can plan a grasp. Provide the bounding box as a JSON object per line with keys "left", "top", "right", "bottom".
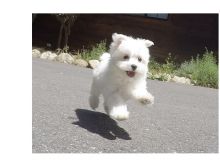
{"left": 149, "top": 55, "right": 176, "bottom": 74}
{"left": 175, "top": 49, "right": 218, "bottom": 88}
{"left": 78, "top": 40, "right": 107, "bottom": 61}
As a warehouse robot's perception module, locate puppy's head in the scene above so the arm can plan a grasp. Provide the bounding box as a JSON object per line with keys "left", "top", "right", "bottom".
{"left": 109, "top": 33, "right": 154, "bottom": 78}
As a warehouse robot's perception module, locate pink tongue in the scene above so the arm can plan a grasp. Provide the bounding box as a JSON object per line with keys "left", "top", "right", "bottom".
{"left": 126, "top": 71, "right": 135, "bottom": 77}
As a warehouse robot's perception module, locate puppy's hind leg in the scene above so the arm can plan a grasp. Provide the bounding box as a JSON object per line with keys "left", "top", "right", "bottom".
{"left": 89, "top": 81, "right": 100, "bottom": 110}
{"left": 104, "top": 94, "right": 129, "bottom": 121}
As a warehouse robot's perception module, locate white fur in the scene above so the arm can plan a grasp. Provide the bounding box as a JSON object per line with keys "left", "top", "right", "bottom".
{"left": 89, "top": 33, "right": 154, "bottom": 120}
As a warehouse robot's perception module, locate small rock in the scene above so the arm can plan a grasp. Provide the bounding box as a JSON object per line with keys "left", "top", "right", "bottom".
{"left": 185, "top": 78, "right": 191, "bottom": 85}
{"left": 48, "top": 53, "right": 58, "bottom": 61}
{"left": 171, "top": 76, "right": 191, "bottom": 85}
{"left": 40, "top": 51, "right": 52, "bottom": 59}
{"left": 154, "top": 73, "right": 161, "bottom": 79}
{"left": 163, "top": 73, "right": 172, "bottom": 81}
{"left": 74, "top": 59, "right": 88, "bottom": 68}
{"left": 32, "top": 49, "right": 41, "bottom": 58}
{"left": 88, "top": 60, "right": 100, "bottom": 69}
{"left": 56, "top": 53, "right": 75, "bottom": 64}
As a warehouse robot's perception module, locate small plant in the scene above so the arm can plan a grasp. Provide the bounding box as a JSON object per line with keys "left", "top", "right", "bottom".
{"left": 175, "top": 49, "right": 218, "bottom": 88}
{"left": 162, "top": 55, "right": 177, "bottom": 74}
{"left": 148, "top": 55, "right": 176, "bottom": 81}
{"left": 149, "top": 55, "right": 176, "bottom": 74}
{"left": 77, "top": 40, "right": 107, "bottom": 61}
{"left": 56, "top": 45, "right": 69, "bottom": 54}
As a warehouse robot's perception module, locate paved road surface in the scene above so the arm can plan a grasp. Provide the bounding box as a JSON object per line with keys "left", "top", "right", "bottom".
{"left": 32, "top": 58, "right": 218, "bottom": 153}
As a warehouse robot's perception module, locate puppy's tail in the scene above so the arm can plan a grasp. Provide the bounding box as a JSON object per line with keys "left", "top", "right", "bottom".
{"left": 100, "top": 53, "right": 110, "bottom": 61}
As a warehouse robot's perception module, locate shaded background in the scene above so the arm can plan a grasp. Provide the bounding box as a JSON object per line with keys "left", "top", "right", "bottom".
{"left": 32, "top": 14, "right": 218, "bottom": 63}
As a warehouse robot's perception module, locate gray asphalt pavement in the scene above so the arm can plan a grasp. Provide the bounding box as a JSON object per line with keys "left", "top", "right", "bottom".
{"left": 32, "top": 58, "right": 218, "bottom": 153}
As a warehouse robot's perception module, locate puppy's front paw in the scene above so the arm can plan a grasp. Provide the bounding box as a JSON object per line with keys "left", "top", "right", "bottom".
{"left": 138, "top": 93, "right": 154, "bottom": 105}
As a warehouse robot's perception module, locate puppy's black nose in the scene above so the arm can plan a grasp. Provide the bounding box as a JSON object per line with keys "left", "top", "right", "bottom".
{"left": 131, "top": 64, "right": 137, "bottom": 71}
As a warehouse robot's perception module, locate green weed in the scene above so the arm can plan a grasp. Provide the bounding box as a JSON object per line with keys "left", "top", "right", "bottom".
{"left": 175, "top": 49, "right": 218, "bottom": 88}
{"left": 77, "top": 40, "right": 107, "bottom": 61}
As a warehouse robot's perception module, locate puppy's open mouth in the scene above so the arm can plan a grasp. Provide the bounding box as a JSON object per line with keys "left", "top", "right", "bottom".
{"left": 126, "top": 71, "right": 136, "bottom": 77}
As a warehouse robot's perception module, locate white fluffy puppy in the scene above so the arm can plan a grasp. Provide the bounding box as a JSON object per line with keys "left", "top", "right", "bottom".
{"left": 89, "top": 33, "right": 154, "bottom": 120}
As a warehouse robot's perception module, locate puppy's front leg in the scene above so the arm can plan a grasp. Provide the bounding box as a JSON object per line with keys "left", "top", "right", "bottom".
{"left": 132, "top": 88, "right": 154, "bottom": 105}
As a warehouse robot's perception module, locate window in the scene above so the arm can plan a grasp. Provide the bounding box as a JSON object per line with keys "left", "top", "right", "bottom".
{"left": 145, "top": 14, "right": 168, "bottom": 20}
{"left": 129, "top": 14, "right": 168, "bottom": 20}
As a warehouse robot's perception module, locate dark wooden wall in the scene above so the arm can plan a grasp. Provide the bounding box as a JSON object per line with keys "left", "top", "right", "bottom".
{"left": 32, "top": 14, "right": 218, "bottom": 63}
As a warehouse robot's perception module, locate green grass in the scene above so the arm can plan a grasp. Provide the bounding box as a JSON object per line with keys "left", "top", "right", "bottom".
{"left": 148, "top": 50, "right": 218, "bottom": 88}
{"left": 77, "top": 40, "right": 107, "bottom": 61}
{"left": 149, "top": 55, "right": 176, "bottom": 74}
{"left": 175, "top": 49, "right": 218, "bottom": 88}
{"left": 148, "top": 55, "right": 176, "bottom": 81}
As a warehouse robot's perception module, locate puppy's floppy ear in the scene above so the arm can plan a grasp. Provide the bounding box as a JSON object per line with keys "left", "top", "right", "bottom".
{"left": 144, "top": 39, "right": 154, "bottom": 47}
{"left": 112, "top": 33, "right": 129, "bottom": 46}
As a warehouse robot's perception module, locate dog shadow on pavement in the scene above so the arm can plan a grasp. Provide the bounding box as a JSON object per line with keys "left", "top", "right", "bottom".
{"left": 72, "top": 109, "right": 131, "bottom": 140}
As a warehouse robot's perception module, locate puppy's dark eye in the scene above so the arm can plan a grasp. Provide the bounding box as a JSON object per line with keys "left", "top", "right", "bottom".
{"left": 123, "top": 55, "right": 129, "bottom": 60}
{"left": 138, "top": 57, "right": 142, "bottom": 62}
